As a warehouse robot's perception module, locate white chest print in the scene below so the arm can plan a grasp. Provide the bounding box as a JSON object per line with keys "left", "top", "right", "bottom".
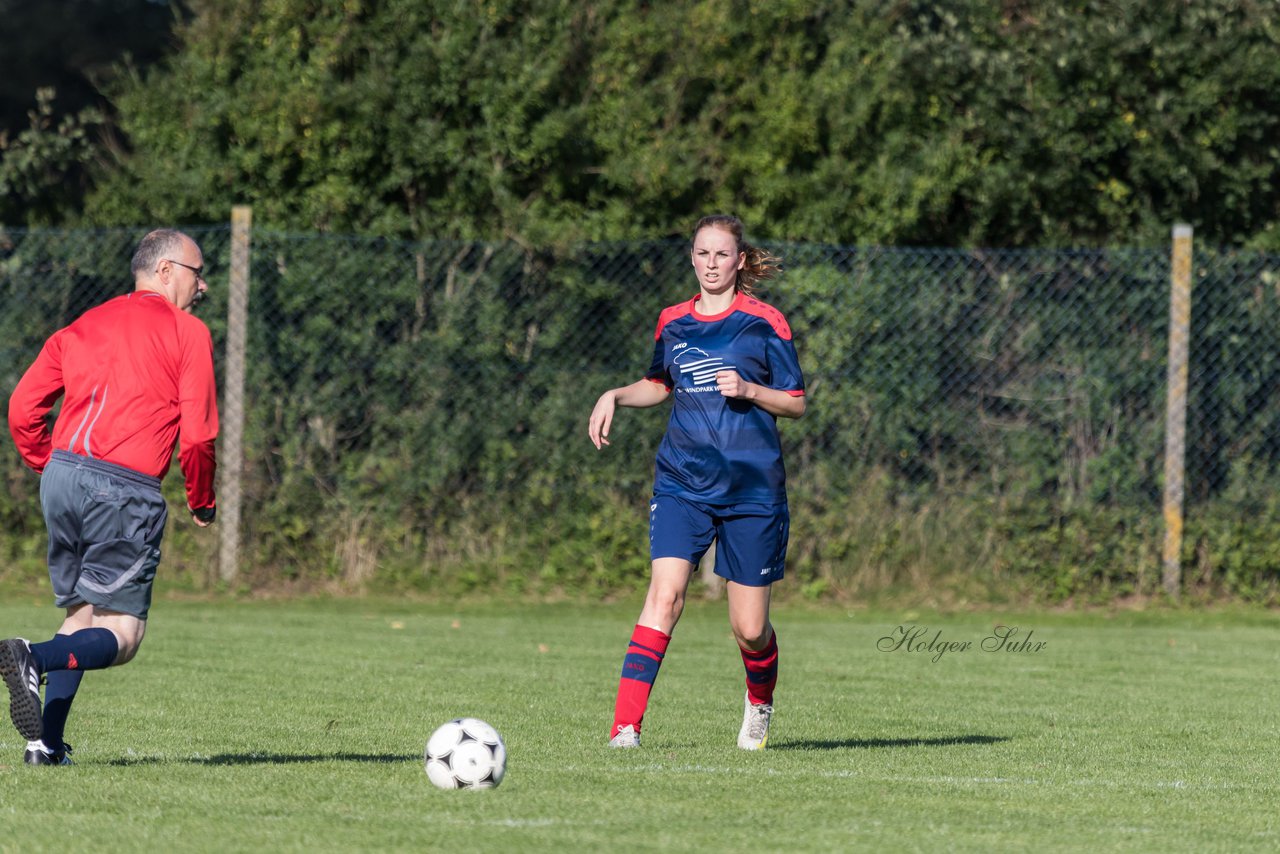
{"left": 673, "top": 347, "right": 736, "bottom": 387}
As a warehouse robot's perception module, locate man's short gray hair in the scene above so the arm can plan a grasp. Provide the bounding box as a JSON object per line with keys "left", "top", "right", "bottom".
{"left": 130, "top": 229, "right": 192, "bottom": 279}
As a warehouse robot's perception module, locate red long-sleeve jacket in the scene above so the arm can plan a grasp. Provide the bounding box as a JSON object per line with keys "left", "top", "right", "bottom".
{"left": 8, "top": 290, "right": 218, "bottom": 511}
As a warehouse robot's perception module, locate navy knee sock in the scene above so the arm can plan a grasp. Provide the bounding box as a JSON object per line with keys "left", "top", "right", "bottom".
{"left": 41, "top": 670, "right": 84, "bottom": 751}
{"left": 30, "top": 628, "right": 119, "bottom": 673}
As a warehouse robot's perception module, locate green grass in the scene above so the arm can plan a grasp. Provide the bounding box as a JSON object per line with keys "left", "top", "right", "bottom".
{"left": 0, "top": 596, "right": 1277, "bottom": 852}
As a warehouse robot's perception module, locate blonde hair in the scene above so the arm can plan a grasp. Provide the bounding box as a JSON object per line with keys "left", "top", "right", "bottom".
{"left": 691, "top": 214, "right": 781, "bottom": 296}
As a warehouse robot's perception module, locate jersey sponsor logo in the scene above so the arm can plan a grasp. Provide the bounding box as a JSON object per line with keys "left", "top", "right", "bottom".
{"left": 673, "top": 347, "right": 735, "bottom": 393}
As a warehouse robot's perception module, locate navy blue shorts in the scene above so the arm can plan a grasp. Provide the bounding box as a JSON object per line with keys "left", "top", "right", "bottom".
{"left": 648, "top": 494, "right": 789, "bottom": 587}
{"left": 39, "top": 450, "right": 168, "bottom": 620}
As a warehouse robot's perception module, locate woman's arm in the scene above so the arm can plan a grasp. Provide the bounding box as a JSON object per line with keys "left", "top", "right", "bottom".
{"left": 588, "top": 379, "right": 671, "bottom": 449}
{"left": 714, "top": 371, "right": 806, "bottom": 419}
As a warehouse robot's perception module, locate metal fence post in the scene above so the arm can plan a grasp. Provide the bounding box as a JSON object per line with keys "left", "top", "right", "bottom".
{"left": 1161, "top": 223, "right": 1193, "bottom": 598}
{"left": 219, "top": 205, "right": 251, "bottom": 583}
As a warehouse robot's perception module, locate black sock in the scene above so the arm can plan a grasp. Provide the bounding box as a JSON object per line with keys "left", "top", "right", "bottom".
{"left": 30, "top": 628, "right": 119, "bottom": 673}
{"left": 40, "top": 670, "right": 85, "bottom": 752}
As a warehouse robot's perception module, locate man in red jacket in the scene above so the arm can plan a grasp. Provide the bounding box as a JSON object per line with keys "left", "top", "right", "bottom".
{"left": 1, "top": 228, "right": 219, "bottom": 765}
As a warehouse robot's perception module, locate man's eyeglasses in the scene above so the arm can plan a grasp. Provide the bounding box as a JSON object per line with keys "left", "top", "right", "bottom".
{"left": 165, "top": 259, "right": 205, "bottom": 280}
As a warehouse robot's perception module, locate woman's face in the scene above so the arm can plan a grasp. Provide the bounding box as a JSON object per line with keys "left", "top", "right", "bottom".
{"left": 691, "top": 226, "right": 745, "bottom": 296}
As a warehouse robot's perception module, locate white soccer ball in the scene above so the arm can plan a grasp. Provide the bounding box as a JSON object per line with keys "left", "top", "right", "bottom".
{"left": 424, "top": 717, "right": 507, "bottom": 790}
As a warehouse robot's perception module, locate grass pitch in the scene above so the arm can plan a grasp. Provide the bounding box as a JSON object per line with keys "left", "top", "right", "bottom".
{"left": 0, "top": 596, "right": 1276, "bottom": 852}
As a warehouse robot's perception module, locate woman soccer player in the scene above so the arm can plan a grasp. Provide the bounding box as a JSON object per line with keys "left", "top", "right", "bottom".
{"left": 588, "top": 214, "right": 806, "bottom": 750}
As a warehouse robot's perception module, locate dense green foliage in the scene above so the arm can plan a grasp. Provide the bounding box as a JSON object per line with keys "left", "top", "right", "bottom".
{"left": 0, "top": 0, "right": 184, "bottom": 225}
{"left": 0, "top": 90, "right": 106, "bottom": 227}
{"left": 5, "top": 228, "right": 1278, "bottom": 602}
{"left": 4, "top": 4, "right": 1280, "bottom": 603}
{"left": 49, "top": 0, "right": 1280, "bottom": 249}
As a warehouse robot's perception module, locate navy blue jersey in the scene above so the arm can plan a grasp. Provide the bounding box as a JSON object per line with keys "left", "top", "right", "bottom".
{"left": 644, "top": 292, "right": 805, "bottom": 504}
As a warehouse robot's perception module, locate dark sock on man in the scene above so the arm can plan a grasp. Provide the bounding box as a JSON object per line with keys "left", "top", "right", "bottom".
{"left": 30, "top": 628, "right": 119, "bottom": 673}
{"left": 40, "top": 669, "right": 85, "bottom": 751}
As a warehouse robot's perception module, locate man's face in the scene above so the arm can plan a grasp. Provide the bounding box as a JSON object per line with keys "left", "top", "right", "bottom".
{"left": 164, "top": 240, "right": 207, "bottom": 311}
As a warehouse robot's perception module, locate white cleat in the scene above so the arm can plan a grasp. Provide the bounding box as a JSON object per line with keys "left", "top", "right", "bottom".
{"left": 609, "top": 725, "right": 640, "bottom": 749}
{"left": 737, "top": 693, "right": 772, "bottom": 750}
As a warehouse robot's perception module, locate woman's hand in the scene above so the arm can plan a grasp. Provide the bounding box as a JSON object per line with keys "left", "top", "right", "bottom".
{"left": 588, "top": 390, "right": 618, "bottom": 449}
{"left": 715, "top": 371, "right": 806, "bottom": 418}
{"left": 715, "top": 370, "right": 750, "bottom": 400}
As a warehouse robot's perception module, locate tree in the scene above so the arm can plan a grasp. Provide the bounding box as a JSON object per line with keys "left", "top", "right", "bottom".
{"left": 0, "top": 0, "right": 184, "bottom": 225}
{"left": 0, "top": 89, "right": 105, "bottom": 225}
{"left": 69, "top": 0, "right": 1280, "bottom": 248}
{"left": 926, "top": 0, "right": 1280, "bottom": 248}
{"left": 0, "top": 0, "right": 180, "bottom": 135}
{"left": 87, "top": 0, "right": 606, "bottom": 242}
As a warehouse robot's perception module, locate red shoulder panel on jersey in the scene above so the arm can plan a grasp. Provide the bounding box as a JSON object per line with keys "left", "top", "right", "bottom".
{"left": 653, "top": 299, "right": 697, "bottom": 340}
{"left": 739, "top": 297, "right": 793, "bottom": 340}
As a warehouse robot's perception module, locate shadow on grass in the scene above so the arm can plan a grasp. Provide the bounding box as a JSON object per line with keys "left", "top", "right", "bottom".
{"left": 107, "top": 752, "right": 420, "bottom": 766}
{"left": 771, "top": 735, "right": 1009, "bottom": 751}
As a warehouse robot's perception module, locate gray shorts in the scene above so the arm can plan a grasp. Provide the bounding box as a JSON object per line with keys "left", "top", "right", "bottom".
{"left": 40, "top": 450, "right": 168, "bottom": 620}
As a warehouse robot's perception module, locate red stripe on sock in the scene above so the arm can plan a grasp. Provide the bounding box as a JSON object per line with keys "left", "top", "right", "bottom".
{"left": 740, "top": 633, "right": 779, "bottom": 706}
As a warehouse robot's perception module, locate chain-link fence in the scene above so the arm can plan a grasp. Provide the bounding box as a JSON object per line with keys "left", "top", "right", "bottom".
{"left": 3, "top": 222, "right": 1280, "bottom": 599}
